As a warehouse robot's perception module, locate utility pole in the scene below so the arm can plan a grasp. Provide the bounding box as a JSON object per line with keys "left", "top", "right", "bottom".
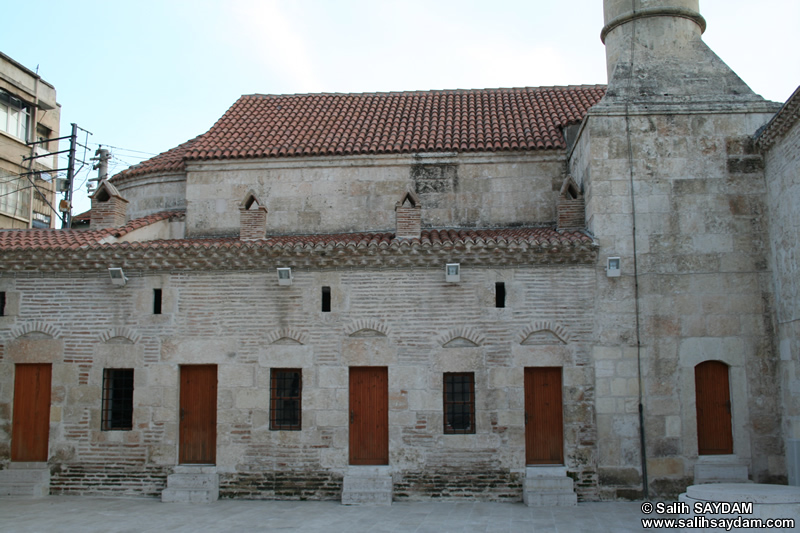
{"left": 88, "top": 147, "right": 111, "bottom": 195}
{"left": 62, "top": 123, "right": 78, "bottom": 229}
{"left": 23, "top": 122, "right": 83, "bottom": 229}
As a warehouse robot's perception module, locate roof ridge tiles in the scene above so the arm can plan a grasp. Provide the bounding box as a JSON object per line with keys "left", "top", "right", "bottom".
{"left": 242, "top": 85, "right": 604, "bottom": 98}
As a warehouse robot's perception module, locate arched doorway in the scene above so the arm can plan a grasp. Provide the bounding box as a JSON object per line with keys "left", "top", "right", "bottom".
{"left": 694, "top": 360, "right": 733, "bottom": 455}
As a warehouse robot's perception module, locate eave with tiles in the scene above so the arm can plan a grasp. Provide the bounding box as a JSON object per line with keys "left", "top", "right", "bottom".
{"left": 0, "top": 221, "right": 598, "bottom": 275}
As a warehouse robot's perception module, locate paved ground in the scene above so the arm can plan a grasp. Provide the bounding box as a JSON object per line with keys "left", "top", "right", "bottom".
{"left": 0, "top": 497, "right": 675, "bottom": 532}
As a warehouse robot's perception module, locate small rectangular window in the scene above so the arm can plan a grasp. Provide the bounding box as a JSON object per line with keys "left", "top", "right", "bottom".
{"left": 443, "top": 372, "right": 475, "bottom": 434}
{"left": 321, "top": 286, "right": 331, "bottom": 313}
{"left": 102, "top": 369, "right": 134, "bottom": 431}
{"left": 271, "top": 369, "right": 302, "bottom": 430}
{"left": 0, "top": 291, "right": 5, "bottom": 316}
{"left": 153, "top": 289, "right": 162, "bottom": 315}
{"left": 495, "top": 282, "right": 506, "bottom": 308}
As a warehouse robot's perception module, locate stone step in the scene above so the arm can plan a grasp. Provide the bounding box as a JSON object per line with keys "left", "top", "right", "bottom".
{"left": 172, "top": 465, "right": 217, "bottom": 475}
{"left": 694, "top": 462, "right": 749, "bottom": 484}
{"left": 341, "top": 473, "right": 392, "bottom": 505}
{"left": 161, "top": 469, "right": 219, "bottom": 503}
{"left": 524, "top": 476, "right": 574, "bottom": 491}
{"left": 0, "top": 466, "right": 50, "bottom": 498}
{"left": 523, "top": 467, "right": 577, "bottom": 507}
{"left": 161, "top": 487, "right": 219, "bottom": 503}
{"left": 164, "top": 473, "right": 218, "bottom": 490}
{"left": 7, "top": 462, "right": 48, "bottom": 470}
{"left": 0, "top": 482, "right": 49, "bottom": 497}
{"left": 0, "top": 469, "right": 50, "bottom": 483}
{"left": 524, "top": 491, "right": 578, "bottom": 506}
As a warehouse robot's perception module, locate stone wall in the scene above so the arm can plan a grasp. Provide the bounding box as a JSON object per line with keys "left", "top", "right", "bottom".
{"left": 182, "top": 152, "right": 566, "bottom": 237}
{"left": 763, "top": 105, "right": 800, "bottom": 486}
{"left": 112, "top": 171, "right": 187, "bottom": 221}
{"left": 0, "top": 264, "right": 598, "bottom": 500}
{"left": 571, "top": 105, "right": 784, "bottom": 499}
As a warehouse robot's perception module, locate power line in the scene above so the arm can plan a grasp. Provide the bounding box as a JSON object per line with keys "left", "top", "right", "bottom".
{"left": 90, "top": 143, "right": 157, "bottom": 157}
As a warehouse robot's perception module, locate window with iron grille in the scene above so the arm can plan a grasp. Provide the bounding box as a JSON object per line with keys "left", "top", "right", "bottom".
{"left": 270, "top": 369, "right": 302, "bottom": 430}
{"left": 443, "top": 372, "right": 475, "bottom": 434}
{"left": 102, "top": 369, "right": 134, "bottom": 430}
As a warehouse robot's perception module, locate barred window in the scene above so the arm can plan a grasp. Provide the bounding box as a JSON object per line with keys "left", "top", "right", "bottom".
{"left": 102, "top": 369, "right": 134, "bottom": 430}
{"left": 443, "top": 372, "right": 475, "bottom": 434}
{"left": 270, "top": 369, "right": 301, "bottom": 430}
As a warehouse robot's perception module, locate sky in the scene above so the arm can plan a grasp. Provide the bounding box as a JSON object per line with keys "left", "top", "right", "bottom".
{"left": 3, "top": 0, "right": 799, "bottom": 216}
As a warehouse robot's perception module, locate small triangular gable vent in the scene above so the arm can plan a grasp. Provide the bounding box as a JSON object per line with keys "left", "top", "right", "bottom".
{"left": 243, "top": 194, "right": 260, "bottom": 210}
{"left": 396, "top": 190, "right": 421, "bottom": 208}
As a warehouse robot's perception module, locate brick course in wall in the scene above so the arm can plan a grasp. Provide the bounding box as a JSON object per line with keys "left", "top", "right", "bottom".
{"left": 50, "top": 464, "right": 169, "bottom": 497}
{"left": 393, "top": 470, "right": 523, "bottom": 501}
{"left": 219, "top": 472, "right": 342, "bottom": 500}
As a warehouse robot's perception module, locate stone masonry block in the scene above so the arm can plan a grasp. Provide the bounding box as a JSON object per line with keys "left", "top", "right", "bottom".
{"left": 219, "top": 364, "right": 254, "bottom": 387}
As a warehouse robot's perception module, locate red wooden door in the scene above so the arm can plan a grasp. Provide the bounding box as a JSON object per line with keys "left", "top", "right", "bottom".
{"left": 349, "top": 367, "right": 389, "bottom": 465}
{"left": 525, "top": 367, "right": 564, "bottom": 465}
{"left": 695, "top": 361, "right": 733, "bottom": 455}
{"left": 11, "top": 364, "right": 52, "bottom": 462}
{"left": 179, "top": 365, "right": 217, "bottom": 464}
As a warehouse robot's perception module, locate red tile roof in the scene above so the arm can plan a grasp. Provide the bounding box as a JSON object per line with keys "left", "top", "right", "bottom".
{"left": 756, "top": 85, "right": 800, "bottom": 150}
{"left": 95, "top": 227, "right": 594, "bottom": 251}
{"left": 0, "top": 209, "right": 597, "bottom": 271}
{"left": 0, "top": 219, "right": 591, "bottom": 252}
{"left": 114, "top": 136, "right": 200, "bottom": 180}
{"left": 114, "top": 86, "right": 605, "bottom": 180}
{"left": 0, "top": 211, "right": 181, "bottom": 250}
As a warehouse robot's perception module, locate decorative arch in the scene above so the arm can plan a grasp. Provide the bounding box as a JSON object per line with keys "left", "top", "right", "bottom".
{"left": 439, "top": 327, "right": 484, "bottom": 348}
{"left": 240, "top": 190, "right": 266, "bottom": 211}
{"left": 559, "top": 175, "right": 582, "bottom": 199}
{"left": 518, "top": 320, "right": 571, "bottom": 345}
{"left": 9, "top": 320, "right": 62, "bottom": 340}
{"left": 265, "top": 327, "right": 308, "bottom": 346}
{"left": 345, "top": 319, "right": 391, "bottom": 338}
{"left": 98, "top": 327, "right": 142, "bottom": 345}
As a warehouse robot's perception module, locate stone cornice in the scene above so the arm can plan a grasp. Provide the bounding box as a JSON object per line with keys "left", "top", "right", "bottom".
{"left": 601, "top": 7, "right": 706, "bottom": 43}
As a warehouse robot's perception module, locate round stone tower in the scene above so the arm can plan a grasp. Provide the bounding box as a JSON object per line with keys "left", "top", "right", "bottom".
{"left": 599, "top": 0, "right": 759, "bottom": 102}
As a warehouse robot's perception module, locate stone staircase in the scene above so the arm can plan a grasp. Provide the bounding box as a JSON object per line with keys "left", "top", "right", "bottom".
{"left": 523, "top": 466, "right": 577, "bottom": 506}
{"left": 0, "top": 462, "right": 50, "bottom": 497}
{"left": 341, "top": 466, "right": 392, "bottom": 505}
{"left": 161, "top": 465, "right": 219, "bottom": 503}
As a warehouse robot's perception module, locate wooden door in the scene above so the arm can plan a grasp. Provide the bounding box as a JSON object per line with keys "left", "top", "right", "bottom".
{"left": 179, "top": 365, "right": 217, "bottom": 464}
{"left": 11, "top": 364, "right": 52, "bottom": 462}
{"left": 349, "top": 367, "right": 389, "bottom": 465}
{"left": 695, "top": 361, "right": 733, "bottom": 455}
{"left": 525, "top": 367, "right": 564, "bottom": 465}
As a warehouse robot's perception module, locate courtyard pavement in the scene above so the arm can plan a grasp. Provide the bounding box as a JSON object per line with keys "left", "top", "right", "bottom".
{"left": 0, "top": 496, "right": 675, "bottom": 532}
